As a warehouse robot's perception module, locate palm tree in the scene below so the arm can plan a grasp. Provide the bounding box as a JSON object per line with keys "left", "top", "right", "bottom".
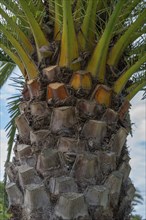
{"left": 0, "top": 0, "right": 146, "bottom": 219}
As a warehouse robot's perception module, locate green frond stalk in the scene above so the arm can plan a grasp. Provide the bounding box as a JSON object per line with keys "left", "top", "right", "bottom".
{"left": 126, "top": 80, "right": 146, "bottom": 101}
{"left": 78, "top": 0, "right": 99, "bottom": 51}
{"left": 0, "top": 43, "right": 26, "bottom": 78}
{"left": 25, "top": 0, "right": 45, "bottom": 24}
{"left": 0, "top": 7, "right": 34, "bottom": 55}
{"left": 54, "top": 0, "right": 62, "bottom": 40}
{"left": 1, "top": 25, "right": 38, "bottom": 80}
{"left": 86, "top": 0, "right": 125, "bottom": 82}
{"left": 59, "top": 0, "right": 80, "bottom": 70}
{"left": 19, "top": 0, "right": 50, "bottom": 62}
{"left": 108, "top": 8, "right": 146, "bottom": 67}
{"left": 113, "top": 54, "right": 146, "bottom": 94}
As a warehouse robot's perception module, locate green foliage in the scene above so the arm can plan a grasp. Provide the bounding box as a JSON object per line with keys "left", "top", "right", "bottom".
{"left": 0, "top": 182, "right": 11, "bottom": 220}
{"left": 132, "top": 189, "right": 144, "bottom": 208}
{"left": 0, "top": 62, "right": 15, "bottom": 88}
{"left": 0, "top": 182, "right": 4, "bottom": 202}
{"left": 59, "top": 0, "right": 80, "bottom": 70}
{"left": 130, "top": 214, "right": 143, "bottom": 220}
{"left": 0, "top": 50, "right": 13, "bottom": 63}
{"left": 5, "top": 75, "right": 24, "bottom": 164}
{"left": 0, "top": 51, "right": 15, "bottom": 88}
{"left": 0, "top": 5, "right": 34, "bottom": 54}
{"left": 86, "top": 0, "right": 126, "bottom": 81}
{"left": 130, "top": 189, "right": 144, "bottom": 220}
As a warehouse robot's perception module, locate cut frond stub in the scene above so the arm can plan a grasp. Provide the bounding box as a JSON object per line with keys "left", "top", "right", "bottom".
{"left": 91, "top": 84, "right": 112, "bottom": 107}
{"left": 70, "top": 70, "right": 92, "bottom": 90}
{"left": 27, "top": 79, "right": 41, "bottom": 98}
{"left": 47, "top": 82, "right": 69, "bottom": 101}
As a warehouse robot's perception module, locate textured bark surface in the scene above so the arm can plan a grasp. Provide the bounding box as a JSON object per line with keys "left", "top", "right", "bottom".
{"left": 6, "top": 68, "right": 135, "bottom": 220}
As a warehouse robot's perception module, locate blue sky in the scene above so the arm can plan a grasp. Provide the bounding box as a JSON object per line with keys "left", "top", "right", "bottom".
{"left": 0, "top": 69, "right": 145, "bottom": 218}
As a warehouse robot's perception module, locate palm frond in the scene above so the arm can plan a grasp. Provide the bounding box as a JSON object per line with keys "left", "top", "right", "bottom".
{"left": 1, "top": 24, "right": 39, "bottom": 80}
{"left": 128, "top": 34, "right": 146, "bottom": 60}
{"left": 4, "top": 74, "right": 24, "bottom": 164}
{"left": 53, "top": 0, "right": 62, "bottom": 40}
{"left": 0, "top": 5, "right": 34, "bottom": 54}
{"left": 132, "top": 189, "right": 144, "bottom": 207}
{"left": 59, "top": 0, "right": 80, "bottom": 70}
{"left": 142, "top": 90, "right": 146, "bottom": 100}
{"left": 0, "top": 0, "right": 30, "bottom": 33}
{"left": 25, "top": 0, "right": 45, "bottom": 24}
{"left": 73, "top": 0, "right": 87, "bottom": 26}
{"left": 0, "top": 42, "right": 26, "bottom": 78}
{"left": 0, "top": 62, "right": 15, "bottom": 88}
{"left": 19, "top": 0, "right": 50, "bottom": 62}
{"left": 126, "top": 73, "right": 146, "bottom": 101}
{"left": 78, "top": 0, "right": 99, "bottom": 51}
{"left": 0, "top": 50, "right": 13, "bottom": 63}
{"left": 87, "top": 0, "right": 126, "bottom": 81}
{"left": 113, "top": 53, "right": 146, "bottom": 94}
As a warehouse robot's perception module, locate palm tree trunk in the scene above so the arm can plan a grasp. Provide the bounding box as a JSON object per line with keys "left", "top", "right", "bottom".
{"left": 5, "top": 67, "right": 135, "bottom": 220}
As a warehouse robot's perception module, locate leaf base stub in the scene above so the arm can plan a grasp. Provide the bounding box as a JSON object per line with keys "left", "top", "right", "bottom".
{"left": 70, "top": 70, "right": 92, "bottom": 91}
{"left": 91, "top": 84, "right": 112, "bottom": 107}
{"left": 47, "top": 82, "right": 69, "bottom": 102}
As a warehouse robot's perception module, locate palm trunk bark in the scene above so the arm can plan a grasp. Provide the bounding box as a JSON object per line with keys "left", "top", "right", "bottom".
{"left": 6, "top": 67, "right": 135, "bottom": 220}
